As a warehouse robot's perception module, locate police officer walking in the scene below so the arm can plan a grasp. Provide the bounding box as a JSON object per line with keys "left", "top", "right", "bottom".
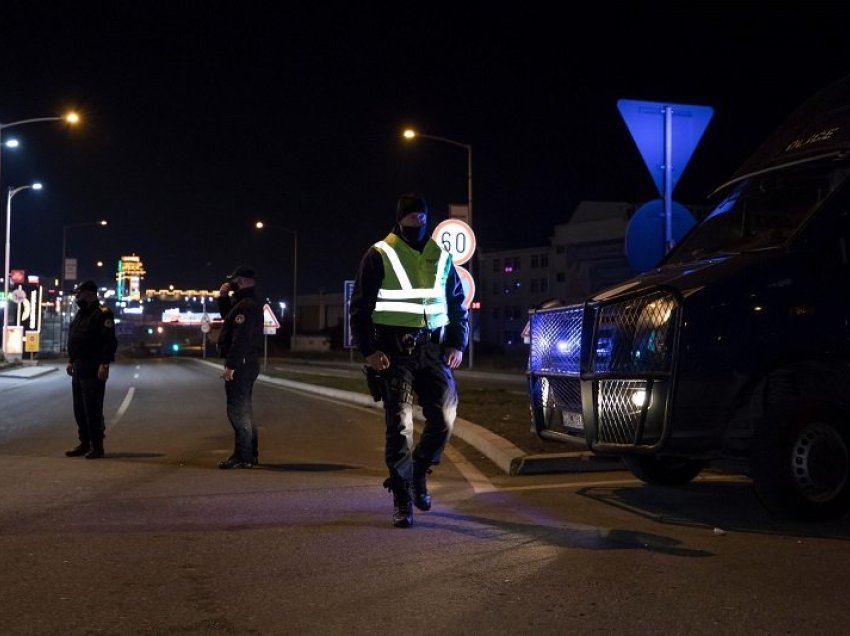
{"left": 350, "top": 193, "right": 469, "bottom": 528}
{"left": 217, "top": 265, "right": 264, "bottom": 469}
{"left": 65, "top": 280, "right": 117, "bottom": 459}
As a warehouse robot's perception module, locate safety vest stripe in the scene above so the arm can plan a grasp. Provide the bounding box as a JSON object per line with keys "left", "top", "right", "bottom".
{"left": 374, "top": 301, "right": 448, "bottom": 315}
{"left": 377, "top": 288, "right": 444, "bottom": 299}
{"left": 433, "top": 250, "right": 449, "bottom": 290}
{"left": 374, "top": 241, "right": 412, "bottom": 290}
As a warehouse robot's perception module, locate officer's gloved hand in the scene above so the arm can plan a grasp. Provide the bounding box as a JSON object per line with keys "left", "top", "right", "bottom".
{"left": 66, "top": 363, "right": 74, "bottom": 377}
{"left": 366, "top": 350, "right": 390, "bottom": 371}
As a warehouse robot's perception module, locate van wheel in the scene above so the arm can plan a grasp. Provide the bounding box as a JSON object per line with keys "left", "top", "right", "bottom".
{"left": 529, "top": 376, "right": 564, "bottom": 436}
{"left": 752, "top": 401, "right": 850, "bottom": 521}
{"left": 622, "top": 455, "right": 704, "bottom": 485}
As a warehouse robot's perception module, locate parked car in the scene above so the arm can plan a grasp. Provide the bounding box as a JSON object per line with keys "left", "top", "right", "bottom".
{"left": 528, "top": 75, "right": 850, "bottom": 521}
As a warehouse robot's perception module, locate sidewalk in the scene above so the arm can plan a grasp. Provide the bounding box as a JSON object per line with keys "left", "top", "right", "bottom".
{"left": 0, "top": 363, "right": 57, "bottom": 379}
{"left": 194, "top": 358, "right": 623, "bottom": 476}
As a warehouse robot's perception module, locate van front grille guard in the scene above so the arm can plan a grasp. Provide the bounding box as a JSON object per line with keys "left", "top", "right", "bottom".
{"left": 528, "top": 304, "right": 585, "bottom": 437}
{"left": 586, "top": 290, "right": 682, "bottom": 449}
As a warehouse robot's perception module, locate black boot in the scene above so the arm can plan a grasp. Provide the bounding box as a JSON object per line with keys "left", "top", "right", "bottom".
{"left": 85, "top": 443, "right": 105, "bottom": 459}
{"left": 383, "top": 477, "right": 413, "bottom": 528}
{"left": 412, "top": 463, "right": 432, "bottom": 511}
{"left": 65, "top": 443, "right": 90, "bottom": 457}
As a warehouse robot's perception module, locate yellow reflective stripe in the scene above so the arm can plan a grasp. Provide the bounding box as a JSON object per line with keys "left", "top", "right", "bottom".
{"left": 374, "top": 241, "right": 412, "bottom": 290}
{"left": 433, "top": 249, "right": 449, "bottom": 290}
{"left": 377, "top": 288, "right": 444, "bottom": 299}
{"left": 374, "top": 301, "right": 448, "bottom": 314}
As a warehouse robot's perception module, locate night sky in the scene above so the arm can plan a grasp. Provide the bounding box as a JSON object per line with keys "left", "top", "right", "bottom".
{"left": 1, "top": 2, "right": 849, "bottom": 303}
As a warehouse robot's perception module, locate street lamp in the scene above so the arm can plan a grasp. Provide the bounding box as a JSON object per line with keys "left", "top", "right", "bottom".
{"left": 60, "top": 219, "right": 108, "bottom": 351}
{"left": 2, "top": 183, "right": 43, "bottom": 355}
{"left": 255, "top": 221, "right": 298, "bottom": 348}
{"left": 402, "top": 128, "right": 475, "bottom": 368}
{"left": 0, "top": 112, "right": 80, "bottom": 204}
{"left": 402, "top": 129, "right": 472, "bottom": 226}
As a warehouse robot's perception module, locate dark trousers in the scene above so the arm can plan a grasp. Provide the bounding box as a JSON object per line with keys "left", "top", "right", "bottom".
{"left": 381, "top": 341, "right": 458, "bottom": 482}
{"left": 71, "top": 361, "right": 106, "bottom": 447}
{"left": 224, "top": 358, "right": 260, "bottom": 462}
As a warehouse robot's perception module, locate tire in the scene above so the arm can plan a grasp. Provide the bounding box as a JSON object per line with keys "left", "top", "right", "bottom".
{"left": 752, "top": 400, "right": 850, "bottom": 521}
{"left": 622, "top": 455, "right": 704, "bottom": 485}
{"left": 529, "top": 376, "right": 565, "bottom": 436}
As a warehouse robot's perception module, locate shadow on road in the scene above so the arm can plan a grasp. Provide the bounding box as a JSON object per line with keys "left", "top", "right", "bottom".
{"left": 260, "top": 462, "right": 362, "bottom": 472}
{"left": 422, "top": 510, "right": 713, "bottom": 557}
{"left": 577, "top": 480, "right": 850, "bottom": 540}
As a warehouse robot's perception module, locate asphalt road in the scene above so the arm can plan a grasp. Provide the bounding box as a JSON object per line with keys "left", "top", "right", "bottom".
{"left": 1, "top": 359, "right": 849, "bottom": 635}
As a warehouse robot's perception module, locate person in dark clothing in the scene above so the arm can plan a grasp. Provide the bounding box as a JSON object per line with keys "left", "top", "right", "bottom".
{"left": 65, "top": 280, "right": 117, "bottom": 459}
{"left": 216, "top": 265, "right": 264, "bottom": 469}
{"left": 350, "top": 193, "right": 469, "bottom": 528}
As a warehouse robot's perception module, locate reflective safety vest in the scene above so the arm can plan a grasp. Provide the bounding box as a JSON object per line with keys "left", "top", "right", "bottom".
{"left": 372, "top": 233, "right": 452, "bottom": 329}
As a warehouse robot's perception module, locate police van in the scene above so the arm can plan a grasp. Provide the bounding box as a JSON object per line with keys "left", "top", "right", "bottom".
{"left": 527, "top": 75, "right": 850, "bottom": 521}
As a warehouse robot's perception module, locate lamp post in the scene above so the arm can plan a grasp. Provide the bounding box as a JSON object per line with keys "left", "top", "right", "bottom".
{"left": 402, "top": 129, "right": 472, "bottom": 226}
{"left": 0, "top": 112, "right": 80, "bottom": 204}
{"left": 60, "top": 219, "right": 108, "bottom": 351}
{"left": 3, "top": 183, "right": 43, "bottom": 355}
{"left": 402, "top": 128, "right": 475, "bottom": 368}
{"left": 255, "top": 221, "right": 298, "bottom": 349}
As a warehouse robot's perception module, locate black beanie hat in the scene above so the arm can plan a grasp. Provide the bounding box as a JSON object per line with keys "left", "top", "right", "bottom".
{"left": 396, "top": 193, "right": 429, "bottom": 222}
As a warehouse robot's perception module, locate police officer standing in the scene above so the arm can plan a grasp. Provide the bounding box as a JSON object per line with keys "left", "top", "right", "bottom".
{"left": 65, "top": 280, "right": 117, "bottom": 459}
{"left": 350, "top": 193, "right": 469, "bottom": 528}
{"left": 217, "top": 265, "right": 263, "bottom": 469}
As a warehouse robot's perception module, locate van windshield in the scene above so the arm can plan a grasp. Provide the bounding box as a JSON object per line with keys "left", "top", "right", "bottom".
{"left": 667, "top": 157, "right": 850, "bottom": 264}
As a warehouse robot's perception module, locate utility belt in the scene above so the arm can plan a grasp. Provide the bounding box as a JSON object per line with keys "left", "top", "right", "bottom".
{"left": 376, "top": 327, "right": 442, "bottom": 355}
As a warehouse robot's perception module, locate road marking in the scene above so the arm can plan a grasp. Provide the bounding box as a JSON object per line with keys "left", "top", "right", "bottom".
{"left": 107, "top": 387, "right": 135, "bottom": 430}
{"left": 274, "top": 387, "right": 500, "bottom": 494}
{"left": 443, "top": 444, "right": 497, "bottom": 493}
{"left": 495, "top": 473, "right": 751, "bottom": 492}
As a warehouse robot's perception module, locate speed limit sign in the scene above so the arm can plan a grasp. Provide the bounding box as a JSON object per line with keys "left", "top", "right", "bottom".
{"left": 432, "top": 219, "right": 476, "bottom": 266}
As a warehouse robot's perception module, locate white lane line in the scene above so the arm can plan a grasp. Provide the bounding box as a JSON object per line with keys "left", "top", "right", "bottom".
{"left": 443, "top": 444, "right": 497, "bottom": 494}
{"left": 273, "top": 388, "right": 499, "bottom": 494}
{"left": 495, "top": 474, "right": 751, "bottom": 493}
{"left": 107, "top": 387, "right": 135, "bottom": 430}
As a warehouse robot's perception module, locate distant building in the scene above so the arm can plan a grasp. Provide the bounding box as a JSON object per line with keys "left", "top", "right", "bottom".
{"left": 297, "top": 291, "right": 344, "bottom": 333}
{"left": 116, "top": 254, "right": 146, "bottom": 301}
{"left": 478, "top": 200, "right": 636, "bottom": 350}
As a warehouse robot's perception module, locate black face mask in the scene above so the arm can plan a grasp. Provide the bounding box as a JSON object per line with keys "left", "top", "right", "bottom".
{"left": 75, "top": 298, "right": 91, "bottom": 309}
{"left": 400, "top": 224, "right": 428, "bottom": 245}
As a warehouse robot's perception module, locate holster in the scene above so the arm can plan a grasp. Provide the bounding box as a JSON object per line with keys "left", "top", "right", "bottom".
{"left": 362, "top": 365, "right": 384, "bottom": 402}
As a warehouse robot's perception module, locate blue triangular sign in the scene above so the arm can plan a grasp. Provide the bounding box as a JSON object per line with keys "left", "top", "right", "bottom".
{"left": 618, "top": 99, "right": 713, "bottom": 196}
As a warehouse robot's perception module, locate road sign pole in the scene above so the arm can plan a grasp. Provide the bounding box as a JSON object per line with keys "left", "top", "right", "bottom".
{"left": 664, "top": 105, "right": 674, "bottom": 253}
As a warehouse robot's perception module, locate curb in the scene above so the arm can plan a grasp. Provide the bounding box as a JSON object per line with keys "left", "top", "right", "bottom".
{"left": 193, "top": 359, "right": 622, "bottom": 475}
{"left": 0, "top": 365, "right": 58, "bottom": 379}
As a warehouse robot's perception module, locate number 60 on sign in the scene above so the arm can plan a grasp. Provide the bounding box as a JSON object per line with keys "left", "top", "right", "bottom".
{"left": 432, "top": 218, "right": 476, "bottom": 266}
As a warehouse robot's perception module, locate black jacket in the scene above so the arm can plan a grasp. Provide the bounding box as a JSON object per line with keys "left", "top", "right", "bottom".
{"left": 67, "top": 301, "right": 117, "bottom": 365}
{"left": 217, "top": 286, "right": 263, "bottom": 368}
{"left": 350, "top": 227, "right": 469, "bottom": 358}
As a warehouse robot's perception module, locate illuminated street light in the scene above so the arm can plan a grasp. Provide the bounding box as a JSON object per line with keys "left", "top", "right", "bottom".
{"left": 255, "top": 220, "right": 298, "bottom": 348}
{"left": 0, "top": 111, "right": 80, "bottom": 209}
{"left": 3, "top": 182, "right": 43, "bottom": 355}
{"left": 402, "top": 128, "right": 476, "bottom": 368}
{"left": 402, "top": 128, "right": 472, "bottom": 226}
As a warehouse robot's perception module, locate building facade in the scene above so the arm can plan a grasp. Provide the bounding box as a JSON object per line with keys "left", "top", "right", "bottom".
{"left": 477, "top": 200, "right": 636, "bottom": 350}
